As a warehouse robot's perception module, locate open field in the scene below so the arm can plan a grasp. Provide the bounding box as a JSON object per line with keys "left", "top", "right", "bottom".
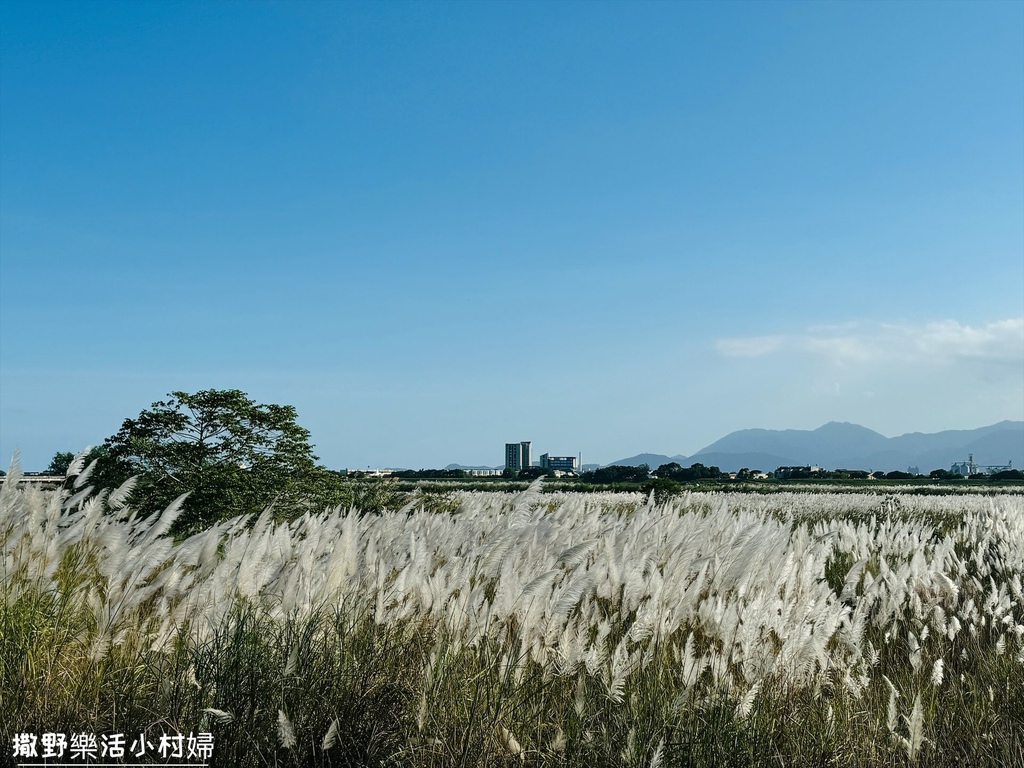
{"left": 2, "top": 466, "right": 1022, "bottom": 767}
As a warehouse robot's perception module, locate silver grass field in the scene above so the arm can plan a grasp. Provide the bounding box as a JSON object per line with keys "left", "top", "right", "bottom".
{"left": 2, "top": 457, "right": 1022, "bottom": 767}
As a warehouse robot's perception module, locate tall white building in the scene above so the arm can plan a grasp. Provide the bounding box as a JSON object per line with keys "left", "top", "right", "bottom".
{"left": 505, "top": 441, "right": 531, "bottom": 471}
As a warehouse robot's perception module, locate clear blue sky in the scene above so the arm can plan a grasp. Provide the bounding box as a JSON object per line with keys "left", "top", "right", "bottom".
{"left": 2, "top": 0, "right": 1022, "bottom": 470}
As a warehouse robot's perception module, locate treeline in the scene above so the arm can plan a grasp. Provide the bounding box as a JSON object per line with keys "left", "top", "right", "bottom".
{"left": 388, "top": 469, "right": 474, "bottom": 479}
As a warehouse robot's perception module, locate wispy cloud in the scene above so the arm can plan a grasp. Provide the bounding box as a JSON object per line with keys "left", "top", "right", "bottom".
{"left": 716, "top": 318, "right": 1024, "bottom": 368}
{"left": 714, "top": 335, "right": 785, "bottom": 358}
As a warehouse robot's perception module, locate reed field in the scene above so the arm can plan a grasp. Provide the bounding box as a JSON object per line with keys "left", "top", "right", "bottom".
{"left": 2, "top": 457, "right": 1022, "bottom": 767}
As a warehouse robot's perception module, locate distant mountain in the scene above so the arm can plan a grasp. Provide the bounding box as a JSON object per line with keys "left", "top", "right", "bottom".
{"left": 445, "top": 463, "right": 503, "bottom": 471}
{"left": 611, "top": 421, "right": 1023, "bottom": 473}
{"left": 694, "top": 422, "right": 890, "bottom": 469}
{"left": 604, "top": 453, "right": 689, "bottom": 468}
{"left": 693, "top": 421, "right": 1023, "bottom": 473}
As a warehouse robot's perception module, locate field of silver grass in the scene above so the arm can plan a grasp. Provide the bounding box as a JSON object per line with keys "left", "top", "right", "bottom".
{"left": 2, "top": 456, "right": 1022, "bottom": 767}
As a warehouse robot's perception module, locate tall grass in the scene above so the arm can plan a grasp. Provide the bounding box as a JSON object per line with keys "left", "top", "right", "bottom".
{"left": 2, "top": 456, "right": 1022, "bottom": 766}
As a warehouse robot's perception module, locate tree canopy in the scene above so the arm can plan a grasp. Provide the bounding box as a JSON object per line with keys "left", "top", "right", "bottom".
{"left": 47, "top": 447, "right": 107, "bottom": 477}
{"left": 654, "top": 462, "right": 723, "bottom": 481}
{"left": 581, "top": 464, "right": 651, "bottom": 484}
{"left": 96, "top": 389, "right": 350, "bottom": 533}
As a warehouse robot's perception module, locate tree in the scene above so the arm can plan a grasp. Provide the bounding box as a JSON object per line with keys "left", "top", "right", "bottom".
{"left": 518, "top": 466, "right": 554, "bottom": 480}
{"left": 654, "top": 462, "right": 723, "bottom": 482}
{"left": 990, "top": 469, "right": 1024, "bottom": 481}
{"left": 99, "top": 389, "right": 350, "bottom": 533}
{"left": 47, "top": 446, "right": 107, "bottom": 477}
{"left": 582, "top": 464, "right": 650, "bottom": 484}
{"left": 47, "top": 451, "right": 76, "bottom": 476}
{"left": 885, "top": 471, "right": 914, "bottom": 480}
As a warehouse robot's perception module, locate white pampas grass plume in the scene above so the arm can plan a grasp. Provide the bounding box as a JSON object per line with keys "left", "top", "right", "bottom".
{"left": 550, "top": 727, "right": 566, "bottom": 753}
{"left": 65, "top": 448, "right": 91, "bottom": 479}
{"left": 203, "top": 708, "right": 234, "bottom": 724}
{"left": 883, "top": 676, "right": 899, "bottom": 733}
{"left": 74, "top": 458, "right": 99, "bottom": 489}
{"left": 417, "top": 691, "right": 428, "bottom": 732}
{"left": 322, "top": 719, "right": 339, "bottom": 751}
{"left": 931, "top": 658, "right": 944, "bottom": 687}
{"left": 648, "top": 738, "right": 665, "bottom": 768}
{"left": 948, "top": 616, "right": 961, "bottom": 640}
{"left": 903, "top": 694, "right": 924, "bottom": 759}
{"left": 499, "top": 725, "right": 524, "bottom": 761}
{"left": 284, "top": 643, "right": 299, "bottom": 677}
{"left": 737, "top": 681, "right": 761, "bottom": 719}
{"left": 556, "top": 540, "right": 596, "bottom": 569}
{"left": 278, "top": 710, "right": 296, "bottom": 749}
{"left": 108, "top": 476, "right": 139, "bottom": 511}
{"left": 522, "top": 569, "right": 561, "bottom": 601}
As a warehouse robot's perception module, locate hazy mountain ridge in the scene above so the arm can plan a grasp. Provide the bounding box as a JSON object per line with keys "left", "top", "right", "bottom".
{"left": 607, "top": 421, "right": 1024, "bottom": 473}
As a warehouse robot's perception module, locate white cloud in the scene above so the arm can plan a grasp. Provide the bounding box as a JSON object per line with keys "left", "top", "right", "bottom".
{"left": 714, "top": 335, "right": 785, "bottom": 357}
{"left": 716, "top": 318, "right": 1024, "bottom": 368}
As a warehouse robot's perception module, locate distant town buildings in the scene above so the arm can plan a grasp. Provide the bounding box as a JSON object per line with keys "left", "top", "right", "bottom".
{"left": 505, "top": 441, "right": 532, "bottom": 472}
{"left": 342, "top": 468, "right": 394, "bottom": 477}
{"left": 773, "top": 465, "right": 823, "bottom": 479}
{"left": 504, "top": 442, "right": 581, "bottom": 475}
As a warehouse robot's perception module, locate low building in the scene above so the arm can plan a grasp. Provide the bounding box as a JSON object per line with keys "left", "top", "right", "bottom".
{"left": 774, "top": 465, "right": 823, "bottom": 479}
{"left": 539, "top": 453, "right": 578, "bottom": 473}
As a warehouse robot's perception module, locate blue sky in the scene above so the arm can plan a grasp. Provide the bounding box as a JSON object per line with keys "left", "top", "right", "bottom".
{"left": 2, "top": 0, "right": 1022, "bottom": 470}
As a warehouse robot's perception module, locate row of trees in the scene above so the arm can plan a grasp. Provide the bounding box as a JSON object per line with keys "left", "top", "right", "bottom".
{"left": 576, "top": 462, "right": 1023, "bottom": 486}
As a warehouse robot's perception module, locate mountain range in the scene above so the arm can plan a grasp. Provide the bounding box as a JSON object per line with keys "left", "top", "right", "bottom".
{"left": 606, "top": 421, "right": 1024, "bottom": 474}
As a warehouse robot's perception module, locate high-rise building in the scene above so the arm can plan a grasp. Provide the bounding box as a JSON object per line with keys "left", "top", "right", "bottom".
{"left": 505, "top": 441, "right": 531, "bottom": 471}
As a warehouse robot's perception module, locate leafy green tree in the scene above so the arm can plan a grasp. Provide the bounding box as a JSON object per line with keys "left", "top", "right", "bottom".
{"left": 654, "top": 462, "right": 684, "bottom": 478}
{"left": 884, "top": 471, "right": 914, "bottom": 480}
{"left": 654, "top": 462, "right": 723, "bottom": 482}
{"left": 582, "top": 464, "right": 650, "bottom": 484}
{"left": 47, "top": 451, "right": 76, "bottom": 476}
{"left": 990, "top": 469, "right": 1024, "bottom": 481}
{"left": 47, "top": 447, "right": 108, "bottom": 477}
{"left": 99, "top": 389, "right": 350, "bottom": 533}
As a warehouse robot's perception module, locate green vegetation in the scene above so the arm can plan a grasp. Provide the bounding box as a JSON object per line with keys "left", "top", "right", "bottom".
{"left": 3, "top": 469, "right": 1021, "bottom": 767}
{"left": 69, "top": 389, "right": 351, "bottom": 535}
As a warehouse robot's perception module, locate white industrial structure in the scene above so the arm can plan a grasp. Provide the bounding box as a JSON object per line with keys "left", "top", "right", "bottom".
{"left": 950, "top": 454, "right": 1013, "bottom": 476}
